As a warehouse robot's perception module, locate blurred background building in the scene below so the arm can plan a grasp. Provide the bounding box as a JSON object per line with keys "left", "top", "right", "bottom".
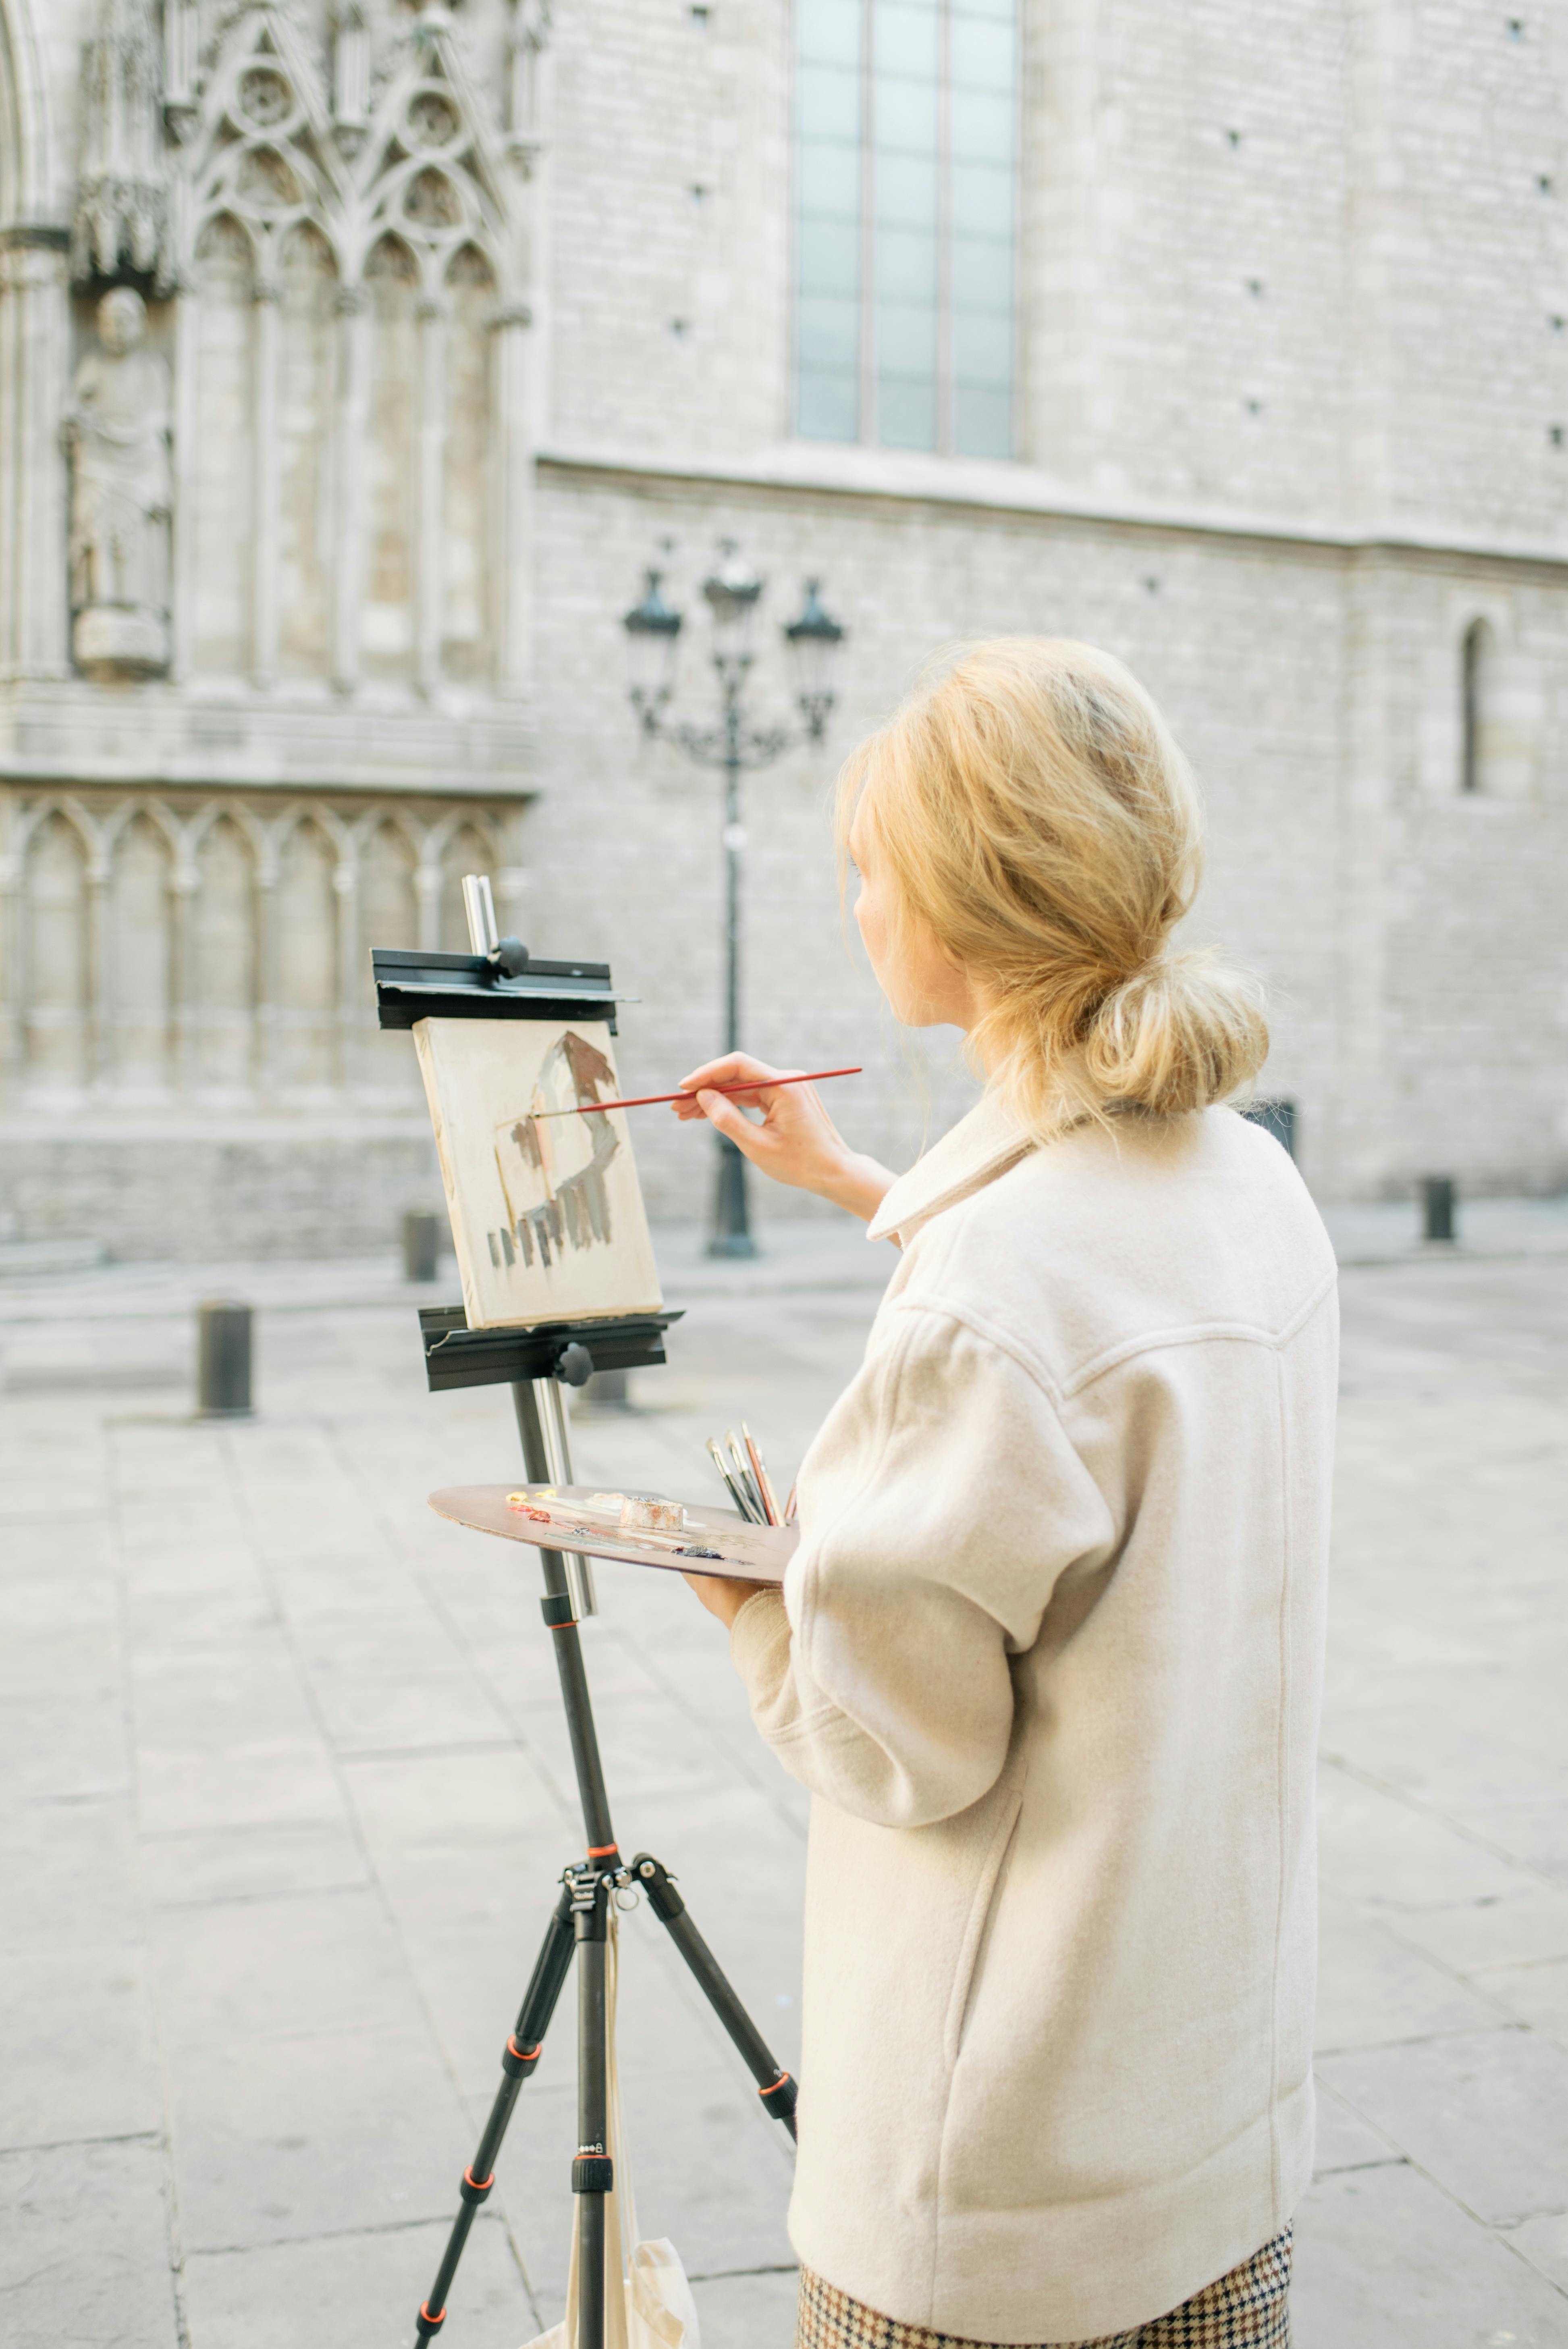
{"left": 1, "top": 0, "right": 1565, "bottom": 1256}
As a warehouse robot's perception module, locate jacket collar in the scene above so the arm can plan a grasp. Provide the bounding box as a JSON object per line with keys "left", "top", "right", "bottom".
{"left": 867, "top": 1087, "right": 1043, "bottom": 1246}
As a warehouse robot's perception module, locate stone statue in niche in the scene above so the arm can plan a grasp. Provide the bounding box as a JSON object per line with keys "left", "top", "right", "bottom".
{"left": 64, "top": 287, "right": 173, "bottom": 676}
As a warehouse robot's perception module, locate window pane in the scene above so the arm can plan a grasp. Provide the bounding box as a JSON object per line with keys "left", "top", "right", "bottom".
{"left": 951, "top": 233, "right": 1012, "bottom": 309}
{"left": 797, "top": 62, "right": 862, "bottom": 141}
{"left": 877, "top": 298, "right": 937, "bottom": 374}
{"left": 800, "top": 367, "right": 860, "bottom": 441}
{"left": 950, "top": 87, "right": 1013, "bottom": 162}
{"left": 795, "top": 0, "right": 1019, "bottom": 460}
{"left": 951, "top": 159, "right": 1013, "bottom": 237}
{"left": 876, "top": 225, "right": 937, "bottom": 301}
{"left": 876, "top": 152, "right": 939, "bottom": 227}
{"left": 798, "top": 216, "right": 861, "bottom": 297}
{"left": 874, "top": 0, "right": 940, "bottom": 77}
{"left": 797, "top": 293, "right": 861, "bottom": 370}
{"left": 799, "top": 138, "right": 862, "bottom": 220}
{"left": 874, "top": 74, "right": 939, "bottom": 150}
{"left": 953, "top": 308, "right": 1011, "bottom": 387}
{"left": 950, "top": 16, "right": 1015, "bottom": 89}
{"left": 878, "top": 375, "right": 937, "bottom": 449}
{"left": 954, "top": 382, "right": 1011, "bottom": 458}
{"left": 798, "top": 0, "right": 864, "bottom": 66}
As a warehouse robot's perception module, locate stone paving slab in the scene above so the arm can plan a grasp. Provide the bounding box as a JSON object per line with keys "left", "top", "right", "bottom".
{"left": 0, "top": 2138, "right": 180, "bottom": 2349}
{"left": 2, "top": 1246, "right": 1567, "bottom": 2346}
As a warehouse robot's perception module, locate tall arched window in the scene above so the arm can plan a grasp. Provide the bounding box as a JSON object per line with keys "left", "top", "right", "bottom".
{"left": 795, "top": 0, "right": 1018, "bottom": 458}
{"left": 1461, "top": 617, "right": 1495, "bottom": 795}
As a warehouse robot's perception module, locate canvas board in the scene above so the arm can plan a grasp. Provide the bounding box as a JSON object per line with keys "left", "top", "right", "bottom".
{"left": 413, "top": 1016, "right": 664, "bottom": 1330}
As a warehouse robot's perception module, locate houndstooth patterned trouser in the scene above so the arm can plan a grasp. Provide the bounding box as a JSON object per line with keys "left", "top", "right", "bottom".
{"left": 796, "top": 2227, "right": 1292, "bottom": 2349}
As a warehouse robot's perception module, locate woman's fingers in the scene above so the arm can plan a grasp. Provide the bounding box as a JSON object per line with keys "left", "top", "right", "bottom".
{"left": 672, "top": 1046, "right": 857, "bottom": 1197}
{"left": 679, "top": 1052, "right": 796, "bottom": 1098}
{"left": 681, "top": 1568, "right": 760, "bottom": 1627}
{"left": 673, "top": 1054, "right": 806, "bottom": 1125}
{"left": 695, "top": 1087, "right": 775, "bottom": 1161}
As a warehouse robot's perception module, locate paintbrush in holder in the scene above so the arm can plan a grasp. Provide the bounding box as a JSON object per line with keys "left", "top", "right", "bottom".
{"left": 706, "top": 1425, "right": 797, "bottom": 1526}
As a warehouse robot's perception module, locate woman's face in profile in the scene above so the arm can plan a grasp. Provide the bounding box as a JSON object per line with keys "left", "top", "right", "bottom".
{"left": 850, "top": 797, "right": 982, "bottom": 1034}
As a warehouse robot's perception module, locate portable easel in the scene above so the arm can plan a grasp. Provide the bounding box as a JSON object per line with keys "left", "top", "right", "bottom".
{"left": 373, "top": 881, "right": 797, "bottom": 2349}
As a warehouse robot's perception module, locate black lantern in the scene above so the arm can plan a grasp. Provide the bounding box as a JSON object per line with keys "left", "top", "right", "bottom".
{"left": 701, "top": 540, "right": 764, "bottom": 676}
{"left": 783, "top": 578, "right": 845, "bottom": 739}
{"left": 622, "top": 568, "right": 683, "bottom": 729}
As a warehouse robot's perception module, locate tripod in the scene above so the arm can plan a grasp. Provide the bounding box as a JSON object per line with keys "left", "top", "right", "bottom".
{"left": 411, "top": 1369, "right": 799, "bottom": 2349}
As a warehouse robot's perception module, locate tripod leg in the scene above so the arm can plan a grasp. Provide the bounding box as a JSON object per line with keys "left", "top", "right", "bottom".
{"left": 412, "top": 1883, "right": 577, "bottom": 2347}
{"left": 631, "top": 1853, "right": 800, "bottom": 2141}
{"left": 572, "top": 1876, "right": 613, "bottom": 2349}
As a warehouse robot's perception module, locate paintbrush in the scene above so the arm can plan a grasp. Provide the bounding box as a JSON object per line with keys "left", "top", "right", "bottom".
{"left": 706, "top": 1436, "right": 764, "bottom": 1524}
{"left": 532, "top": 1067, "right": 862, "bottom": 1117}
{"left": 743, "top": 1422, "right": 783, "bottom": 1528}
{"left": 725, "top": 1429, "right": 768, "bottom": 1524}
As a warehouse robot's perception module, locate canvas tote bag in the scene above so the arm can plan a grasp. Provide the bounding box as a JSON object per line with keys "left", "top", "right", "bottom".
{"left": 519, "top": 1910, "right": 702, "bottom": 2349}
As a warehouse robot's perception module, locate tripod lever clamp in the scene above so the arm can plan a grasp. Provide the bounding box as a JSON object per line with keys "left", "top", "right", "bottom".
{"left": 565, "top": 1856, "right": 631, "bottom": 1906}
{"left": 633, "top": 1854, "right": 683, "bottom": 1920}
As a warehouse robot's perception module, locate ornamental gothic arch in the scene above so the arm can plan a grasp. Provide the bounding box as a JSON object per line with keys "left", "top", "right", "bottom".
{"left": 0, "top": 0, "right": 542, "bottom": 1208}
{"left": 174, "top": 0, "right": 519, "bottom": 696}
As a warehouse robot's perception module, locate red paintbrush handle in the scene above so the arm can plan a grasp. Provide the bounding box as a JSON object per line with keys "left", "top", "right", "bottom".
{"left": 535, "top": 1066, "right": 863, "bottom": 1117}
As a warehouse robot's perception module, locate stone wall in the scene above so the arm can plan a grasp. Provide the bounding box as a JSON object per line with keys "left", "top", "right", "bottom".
{"left": 0, "top": 0, "right": 1564, "bottom": 1260}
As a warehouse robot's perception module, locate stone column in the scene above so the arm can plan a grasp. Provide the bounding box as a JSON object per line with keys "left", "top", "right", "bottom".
{"left": 415, "top": 858, "right": 442, "bottom": 950}
{"left": 252, "top": 277, "right": 280, "bottom": 688}
{"left": 86, "top": 842, "right": 113, "bottom": 1091}
{"left": 255, "top": 838, "right": 280, "bottom": 1096}
{"left": 332, "top": 284, "right": 366, "bottom": 693}
{"left": 492, "top": 306, "right": 533, "bottom": 696}
{"left": 170, "top": 851, "right": 199, "bottom": 1093}
{"left": 0, "top": 794, "right": 23, "bottom": 1102}
{"left": 333, "top": 852, "right": 357, "bottom": 1091}
{"left": 415, "top": 293, "right": 444, "bottom": 696}
{"left": 0, "top": 236, "right": 71, "bottom": 682}
{"left": 169, "top": 282, "right": 200, "bottom": 682}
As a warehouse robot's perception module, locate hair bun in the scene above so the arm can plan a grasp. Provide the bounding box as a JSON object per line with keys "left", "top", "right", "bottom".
{"left": 1083, "top": 948, "right": 1267, "bottom": 1117}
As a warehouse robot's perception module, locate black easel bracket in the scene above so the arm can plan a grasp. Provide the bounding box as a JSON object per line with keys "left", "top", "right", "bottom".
{"left": 372, "top": 946, "right": 635, "bottom": 1032}
{"left": 417, "top": 1306, "right": 683, "bottom": 1393}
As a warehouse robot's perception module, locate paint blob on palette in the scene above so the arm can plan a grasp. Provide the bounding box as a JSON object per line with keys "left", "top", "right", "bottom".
{"left": 414, "top": 1016, "right": 664, "bottom": 1329}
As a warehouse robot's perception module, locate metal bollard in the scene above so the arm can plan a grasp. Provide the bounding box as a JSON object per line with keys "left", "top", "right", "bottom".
{"left": 402, "top": 1210, "right": 440, "bottom": 1283}
{"left": 1421, "top": 1176, "right": 1456, "bottom": 1245}
{"left": 196, "top": 1301, "right": 253, "bottom": 1417}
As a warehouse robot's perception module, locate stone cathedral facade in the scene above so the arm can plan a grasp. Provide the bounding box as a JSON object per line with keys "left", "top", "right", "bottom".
{"left": 2, "top": 0, "right": 1566, "bottom": 1256}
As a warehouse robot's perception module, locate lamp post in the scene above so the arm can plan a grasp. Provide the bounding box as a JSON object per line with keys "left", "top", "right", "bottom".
{"left": 624, "top": 541, "right": 845, "bottom": 1257}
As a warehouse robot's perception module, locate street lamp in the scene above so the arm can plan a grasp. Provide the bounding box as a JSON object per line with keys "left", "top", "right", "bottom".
{"left": 623, "top": 541, "right": 846, "bottom": 1257}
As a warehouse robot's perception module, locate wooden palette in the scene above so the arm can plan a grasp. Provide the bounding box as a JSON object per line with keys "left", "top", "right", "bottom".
{"left": 428, "top": 1483, "right": 793, "bottom": 1586}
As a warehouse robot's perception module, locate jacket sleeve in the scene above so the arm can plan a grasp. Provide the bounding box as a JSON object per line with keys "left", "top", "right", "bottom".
{"left": 727, "top": 1303, "right": 1114, "bottom": 1829}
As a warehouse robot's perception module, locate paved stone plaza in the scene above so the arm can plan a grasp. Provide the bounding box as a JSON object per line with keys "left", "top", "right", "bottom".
{"left": 3, "top": 1216, "right": 1568, "bottom": 2349}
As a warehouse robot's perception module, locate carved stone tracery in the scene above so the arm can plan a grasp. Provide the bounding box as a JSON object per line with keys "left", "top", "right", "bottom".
{"left": 72, "top": 0, "right": 167, "bottom": 281}
{"left": 61, "top": 0, "right": 538, "bottom": 694}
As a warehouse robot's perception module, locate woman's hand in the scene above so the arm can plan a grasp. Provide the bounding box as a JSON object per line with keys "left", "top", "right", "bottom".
{"left": 682, "top": 1569, "right": 765, "bottom": 1629}
{"left": 672, "top": 1053, "right": 896, "bottom": 1223}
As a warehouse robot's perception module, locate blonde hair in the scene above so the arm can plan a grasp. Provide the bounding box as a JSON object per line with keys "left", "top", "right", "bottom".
{"left": 837, "top": 638, "right": 1268, "bottom": 1132}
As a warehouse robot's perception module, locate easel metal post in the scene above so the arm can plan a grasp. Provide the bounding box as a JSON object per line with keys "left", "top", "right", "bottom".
{"left": 386, "top": 883, "right": 798, "bottom": 2349}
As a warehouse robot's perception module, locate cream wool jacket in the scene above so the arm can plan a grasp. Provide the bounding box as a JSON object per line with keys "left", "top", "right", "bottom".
{"left": 728, "top": 1095, "right": 1337, "bottom": 2343}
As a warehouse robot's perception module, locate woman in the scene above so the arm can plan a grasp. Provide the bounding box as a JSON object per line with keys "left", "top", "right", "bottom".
{"left": 673, "top": 640, "right": 1336, "bottom": 2349}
